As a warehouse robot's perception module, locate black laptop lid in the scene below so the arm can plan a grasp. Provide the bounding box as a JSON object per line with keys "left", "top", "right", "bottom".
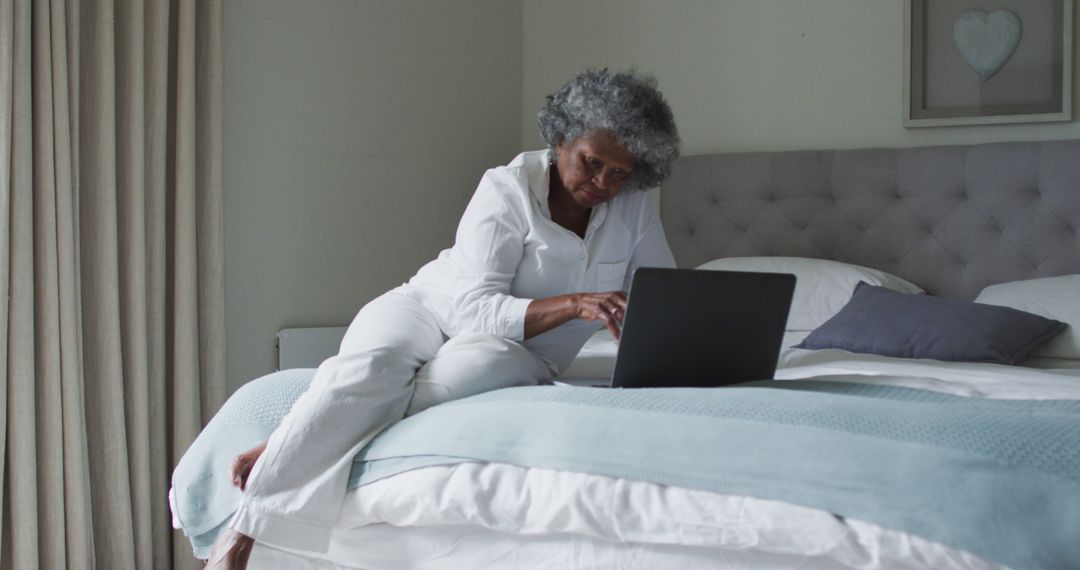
{"left": 610, "top": 268, "right": 796, "bottom": 389}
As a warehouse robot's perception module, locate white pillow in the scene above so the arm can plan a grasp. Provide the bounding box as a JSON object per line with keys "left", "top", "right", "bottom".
{"left": 974, "top": 275, "right": 1080, "bottom": 360}
{"left": 695, "top": 257, "right": 923, "bottom": 331}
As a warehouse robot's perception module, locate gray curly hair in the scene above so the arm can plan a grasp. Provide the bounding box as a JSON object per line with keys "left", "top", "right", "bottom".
{"left": 538, "top": 68, "right": 680, "bottom": 190}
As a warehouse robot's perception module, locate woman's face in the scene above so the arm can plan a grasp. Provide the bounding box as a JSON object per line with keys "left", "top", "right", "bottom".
{"left": 553, "top": 131, "right": 636, "bottom": 209}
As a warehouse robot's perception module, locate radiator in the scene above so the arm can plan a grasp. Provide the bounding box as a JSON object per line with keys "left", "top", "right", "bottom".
{"left": 277, "top": 326, "right": 348, "bottom": 370}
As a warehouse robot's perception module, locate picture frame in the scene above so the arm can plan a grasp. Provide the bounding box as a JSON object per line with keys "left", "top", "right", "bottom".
{"left": 904, "top": 0, "right": 1074, "bottom": 127}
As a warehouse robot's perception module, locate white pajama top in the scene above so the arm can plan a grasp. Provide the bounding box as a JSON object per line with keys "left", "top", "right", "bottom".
{"left": 407, "top": 149, "right": 676, "bottom": 373}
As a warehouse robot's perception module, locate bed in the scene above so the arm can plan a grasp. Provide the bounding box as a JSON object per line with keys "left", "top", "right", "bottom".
{"left": 172, "top": 139, "right": 1080, "bottom": 569}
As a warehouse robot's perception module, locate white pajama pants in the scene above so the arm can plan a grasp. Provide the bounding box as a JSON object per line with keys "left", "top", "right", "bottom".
{"left": 229, "top": 287, "right": 554, "bottom": 553}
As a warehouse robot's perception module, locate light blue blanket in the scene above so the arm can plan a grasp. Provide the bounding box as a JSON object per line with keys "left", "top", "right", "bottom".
{"left": 172, "top": 369, "right": 1080, "bottom": 568}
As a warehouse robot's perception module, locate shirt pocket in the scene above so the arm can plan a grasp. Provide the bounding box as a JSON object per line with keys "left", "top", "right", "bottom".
{"left": 596, "top": 260, "right": 629, "bottom": 291}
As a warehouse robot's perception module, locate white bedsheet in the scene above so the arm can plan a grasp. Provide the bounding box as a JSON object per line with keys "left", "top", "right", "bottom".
{"left": 251, "top": 525, "right": 876, "bottom": 570}
{"left": 316, "top": 463, "right": 1001, "bottom": 570}
{"left": 251, "top": 334, "right": 1080, "bottom": 569}
{"left": 777, "top": 347, "right": 1080, "bottom": 399}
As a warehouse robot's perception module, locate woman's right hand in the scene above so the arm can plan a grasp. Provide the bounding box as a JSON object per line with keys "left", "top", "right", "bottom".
{"left": 524, "top": 290, "right": 628, "bottom": 340}
{"left": 230, "top": 441, "right": 267, "bottom": 491}
{"left": 573, "top": 290, "right": 628, "bottom": 340}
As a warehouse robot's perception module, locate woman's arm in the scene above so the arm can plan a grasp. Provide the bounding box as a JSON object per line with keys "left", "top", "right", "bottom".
{"left": 525, "top": 290, "right": 628, "bottom": 340}
{"left": 448, "top": 171, "right": 534, "bottom": 340}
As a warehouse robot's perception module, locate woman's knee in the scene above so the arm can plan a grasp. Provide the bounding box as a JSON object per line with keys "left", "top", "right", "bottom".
{"left": 407, "top": 334, "right": 551, "bottom": 415}
{"left": 436, "top": 333, "right": 550, "bottom": 381}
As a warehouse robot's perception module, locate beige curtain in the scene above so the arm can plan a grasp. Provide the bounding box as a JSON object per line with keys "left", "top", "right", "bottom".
{"left": 1, "top": 0, "right": 225, "bottom": 568}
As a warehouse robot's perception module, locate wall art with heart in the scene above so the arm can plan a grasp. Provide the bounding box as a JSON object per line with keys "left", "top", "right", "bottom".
{"left": 953, "top": 9, "right": 1022, "bottom": 81}
{"left": 904, "top": 0, "right": 1072, "bottom": 127}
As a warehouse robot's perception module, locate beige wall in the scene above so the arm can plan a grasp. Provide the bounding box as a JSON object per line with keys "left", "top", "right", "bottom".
{"left": 522, "top": 0, "right": 1080, "bottom": 154}
{"left": 224, "top": 1, "right": 523, "bottom": 391}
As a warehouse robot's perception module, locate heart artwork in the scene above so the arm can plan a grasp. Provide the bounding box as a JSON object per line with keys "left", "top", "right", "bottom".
{"left": 953, "top": 9, "right": 1022, "bottom": 81}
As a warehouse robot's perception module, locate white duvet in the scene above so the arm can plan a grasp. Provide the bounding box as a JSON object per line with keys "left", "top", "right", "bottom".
{"left": 250, "top": 340, "right": 1080, "bottom": 569}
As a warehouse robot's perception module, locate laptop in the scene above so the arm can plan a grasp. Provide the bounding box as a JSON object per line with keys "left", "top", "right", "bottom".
{"left": 605, "top": 268, "right": 796, "bottom": 389}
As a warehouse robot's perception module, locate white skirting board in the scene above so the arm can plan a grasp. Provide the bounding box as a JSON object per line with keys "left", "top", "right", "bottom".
{"left": 277, "top": 326, "right": 348, "bottom": 370}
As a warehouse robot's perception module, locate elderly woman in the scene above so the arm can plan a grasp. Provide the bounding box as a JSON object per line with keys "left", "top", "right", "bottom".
{"left": 209, "top": 68, "right": 680, "bottom": 568}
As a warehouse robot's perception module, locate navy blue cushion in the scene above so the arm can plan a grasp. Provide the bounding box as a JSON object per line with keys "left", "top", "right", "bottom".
{"left": 796, "top": 282, "right": 1066, "bottom": 364}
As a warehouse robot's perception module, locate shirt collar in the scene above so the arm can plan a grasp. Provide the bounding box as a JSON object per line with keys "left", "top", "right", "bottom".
{"left": 528, "top": 149, "right": 553, "bottom": 216}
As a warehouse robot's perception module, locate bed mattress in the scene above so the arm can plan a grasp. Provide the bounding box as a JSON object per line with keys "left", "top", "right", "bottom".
{"left": 173, "top": 335, "right": 1080, "bottom": 569}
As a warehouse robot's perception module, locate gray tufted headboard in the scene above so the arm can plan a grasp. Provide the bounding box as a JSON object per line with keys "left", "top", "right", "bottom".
{"left": 660, "top": 139, "right": 1080, "bottom": 300}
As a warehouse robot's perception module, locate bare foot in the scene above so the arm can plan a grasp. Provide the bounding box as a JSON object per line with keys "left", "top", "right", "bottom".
{"left": 230, "top": 441, "right": 267, "bottom": 491}
{"left": 205, "top": 528, "right": 254, "bottom": 569}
